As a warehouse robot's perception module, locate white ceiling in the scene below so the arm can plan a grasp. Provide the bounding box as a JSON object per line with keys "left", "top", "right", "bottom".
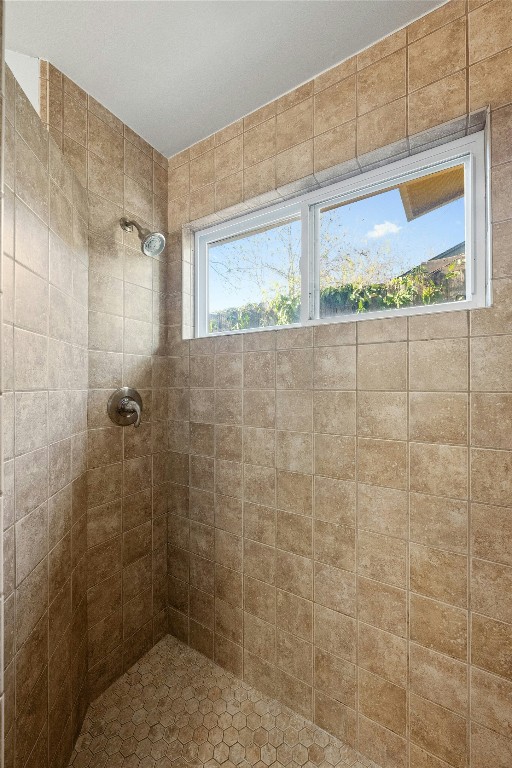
{"left": 6, "top": 0, "right": 443, "bottom": 157}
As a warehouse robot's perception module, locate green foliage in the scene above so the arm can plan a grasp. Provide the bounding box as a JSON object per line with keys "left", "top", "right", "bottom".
{"left": 209, "top": 261, "right": 465, "bottom": 333}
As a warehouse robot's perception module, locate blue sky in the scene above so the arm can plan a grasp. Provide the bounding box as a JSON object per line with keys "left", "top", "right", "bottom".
{"left": 208, "top": 182, "right": 465, "bottom": 313}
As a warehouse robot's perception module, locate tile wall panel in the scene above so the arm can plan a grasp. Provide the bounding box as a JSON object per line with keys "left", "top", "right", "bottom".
{"left": 41, "top": 64, "right": 170, "bottom": 702}
{"left": 2, "top": 68, "right": 89, "bottom": 768}
{"left": 166, "top": 2, "right": 512, "bottom": 767}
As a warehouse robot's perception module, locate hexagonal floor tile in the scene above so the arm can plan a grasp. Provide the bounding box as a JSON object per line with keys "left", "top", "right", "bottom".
{"left": 67, "top": 635, "right": 367, "bottom": 768}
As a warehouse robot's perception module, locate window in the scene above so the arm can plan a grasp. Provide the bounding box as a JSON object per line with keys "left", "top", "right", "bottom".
{"left": 195, "top": 132, "right": 488, "bottom": 337}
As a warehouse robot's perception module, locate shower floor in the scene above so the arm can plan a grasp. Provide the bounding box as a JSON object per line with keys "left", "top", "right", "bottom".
{"left": 68, "top": 635, "right": 367, "bottom": 768}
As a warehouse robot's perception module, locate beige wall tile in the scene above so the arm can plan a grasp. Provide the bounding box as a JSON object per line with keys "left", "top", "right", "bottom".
{"left": 314, "top": 121, "right": 356, "bottom": 174}
{"left": 314, "top": 57, "right": 356, "bottom": 92}
{"left": 469, "top": 0, "right": 512, "bottom": 63}
{"left": 276, "top": 628, "right": 313, "bottom": 684}
{"left": 410, "top": 442, "right": 468, "bottom": 499}
{"left": 244, "top": 101, "right": 276, "bottom": 131}
{"left": 314, "top": 76, "right": 356, "bottom": 134}
{"left": 244, "top": 464, "right": 275, "bottom": 507}
{"left": 409, "top": 18, "right": 466, "bottom": 92}
{"left": 244, "top": 118, "right": 276, "bottom": 167}
{"left": 410, "top": 643, "right": 468, "bottom": 716}
{"left": 471, "top": 392, "right": 512, "bottom": 450}
{"left": 276, "top": 98, "right": 313, "bottom": 153}
{"left": 169, "top": 162, "right": 190, "bottom": 200}
{"left": 243, "top": 157, "right": 276, "bottom": 200}
{"left": 243, "top": 427, "right": 275, "bottom": 467}
{"left": 470, "top": 47, "right": 512, "bottom": 110}
{"left": 357, "top": 342, "right": 406, "bottom": 391}
{"left": 410, "top": 493, "right": 467, "bottom": 553}
{"left": 410, "top": 693, "right": 467, "bottom": 768}
{"left": 275, "top": 140, "right": 314, "bottom": 187}
{"left": 315, "top": 434, "right": 355, "bottom": 481}
{"left": 358, "top": 49, "right": 406, "bottom": 114}
{"left": 214, "top": 135, "right": 243, "bottom": 181}
{"left": 276, "top": 430, "right": 313, "bottom": 474}
{"left": 410, "top": 593, "right": 467, "bottom": 661}
{"left": 276, "top": 390, "right": 312, "bottom": 433}
{"left": 276, "top": 348, "right": 313, "bottom": 390}
{"left": 358, "top": 392, "right": 407, "bottom": 441}
{"left": 314, "top": 475, "right": 355, "bottom": 527}
{"left": 313, "top": 391, "right": 355, "bottom": 436}
{"left": 315, "top": 519, "right": 355, "bottom": 572}
{"left": 358, "top": 714, "right": 407, "bottom": 768}
{"left": 472, "top": 612, "right": 512, "bottom": 680}
{"left": 277, "top": 510, "right": 312, "bottom": 558}
{"left": 492, "top": 221, "right": 512, "bottom": 279}
{"left": 410, "top": 338, "right": 468, "bottom": 391}
{"left": 358, "top": 530, "right": 406, "bottom": 588}
{"left": 357, "top": 438, "right": 407, "bottom": 490}
{"left": 472, "top": 502, "right": 512, "bottom": 566}
{"left": 359, "top": 668, "right": 407, "bottom": 736}
{"left": 190, "top": 150, "right": 215, "bottom": 190}
{"left": 471, "top": 722, "right": 512, "bottom": 768}
{"left": 410, "top": 392, "right": 468, "bottom": 445}
{"left": 471, "top": 667, "right": 512, "bottom": 739}
{"left": 357, "top": 98, "right": 406, "bottom": 156}
{"left": 276, "top": 550, "right": 313, "bottom": 599}
{"left": 243, "top": 389, "right": 275, "bottom": 427}
{"left": 358, "top": 28, "right": 406, "bottom": 69}
{"left": 277, "top": 470, "right": 313, "bottom": 516}
{"left": 314, "top": 647, "right": 356, "bottom": 708}
{"left": 314, "top": 345, "right": 356, "bottom": 390}
{"left": 215, "top": 389, "right": 242, "bottom": 425}
{"left": 471, "top": 447, "right": 512, "bottom": 506}
{"left": 244, "top": 351, "right": 275, "bottom": 389}
{"left": 244, "top": 576, "right": 275, "bottom": 624}
{"left": 358, "top": 316, "right": 407, "bottom": 344}
{"left": 215, "top": 119, "right": 243, "bottom": 146}
{"left": 358, "top": 484, "right": 407, "bottom": 539}
{"left": 314, "top": 603, "right": 356, "bottom": 662}
{"left": 276, "top": 588, "right": 312, "bottom": 640}
{"left": 190, "top": 182, "right": 215, "bottom": 220}
{"left": 472, "top": 557, "right": 512, "bottom": 623}
{"left": 314, "top": 562, "right": 356, "bottom": 617}
{"left": 358, "top": 622, "right": 407, "bottom": 687}
{"left": 409, "top": 311, "right": 468, "bottom": 341}
{"left": 410, "top": 543, "right": 467, "bottom": 607}
{"left": 409, "top": 70, "right": 467, "bottom": 135}
{"left": 314, "top": 322, "right": 356, "bottom": 347}
{"left": 215, "top": 171, "right": 243, "bottom": 211}
{"left": 471, "top": 335, "right": 512, "bottom": 391}
{"left": 358, "top": 577, "right": 407, "bottom": 637}
{"left": 408, "top": 0, "right": 465, "bottom": 43}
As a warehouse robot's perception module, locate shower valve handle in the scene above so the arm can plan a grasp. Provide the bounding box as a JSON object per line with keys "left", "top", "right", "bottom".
{"left": 107, "top": 387, "right": 143, "bottom": 428}
{"left": 118, "top": 396, "right": 141, "bottom": 428}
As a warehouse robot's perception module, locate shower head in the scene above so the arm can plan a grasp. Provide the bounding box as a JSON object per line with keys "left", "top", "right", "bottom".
{"left": 120, "top": 218, "right": 166, "bottom": 258}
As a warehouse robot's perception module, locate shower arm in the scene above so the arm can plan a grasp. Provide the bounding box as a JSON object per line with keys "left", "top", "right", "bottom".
{"left": 120, "top": 217, "right": 150, "bottom": 239}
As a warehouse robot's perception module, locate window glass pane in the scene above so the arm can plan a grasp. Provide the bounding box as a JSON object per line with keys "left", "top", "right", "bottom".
{"left": 208, "top": 217, "right": 301, "bottom": 333}
{"left": 318, "top": 164, "right": 466, "bottom": 318}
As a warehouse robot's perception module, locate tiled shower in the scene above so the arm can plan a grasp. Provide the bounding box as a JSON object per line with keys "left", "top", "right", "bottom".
{"left": 2, "top": 1, "right": 512, "bottom": 768}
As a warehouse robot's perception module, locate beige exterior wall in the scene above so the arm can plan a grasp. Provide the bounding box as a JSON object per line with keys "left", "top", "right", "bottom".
{"left": 2, "top": 68, "right": 89, "bottom": 767}
{"left": 41, "top": 65, "right": 171, "bottom": 702}
{"left": 166, "top": 2, "right": 512, "bottom": 767}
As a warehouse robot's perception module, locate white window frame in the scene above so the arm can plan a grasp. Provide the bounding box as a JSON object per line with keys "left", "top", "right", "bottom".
{"left": 194, "top": 131, "right": 489, "bottom": 338}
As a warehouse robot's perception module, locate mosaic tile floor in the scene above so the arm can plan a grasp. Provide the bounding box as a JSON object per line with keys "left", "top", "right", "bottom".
{"left": 68, "top": 635, "right": 371, "bottom": 768}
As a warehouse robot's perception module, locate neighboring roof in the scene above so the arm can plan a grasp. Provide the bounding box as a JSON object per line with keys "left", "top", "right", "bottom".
{"left": 399, "top": 165, "right": 465, "bottom": 222}
{"left": 401, "top": 241, "right": 465, "bottom": 279}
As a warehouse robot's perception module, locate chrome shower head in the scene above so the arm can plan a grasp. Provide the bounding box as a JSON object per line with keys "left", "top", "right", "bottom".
{"left": 120, "top": 218, "right": 166, "bottom": 257}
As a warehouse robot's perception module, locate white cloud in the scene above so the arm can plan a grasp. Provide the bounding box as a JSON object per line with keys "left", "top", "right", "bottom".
{"left": 366, "top": 221, "right": 402, "bottom": 239}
